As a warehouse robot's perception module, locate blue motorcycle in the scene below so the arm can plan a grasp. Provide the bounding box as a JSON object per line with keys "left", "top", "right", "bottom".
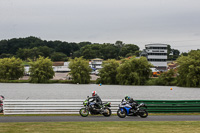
{"left": 117, "top": 99, "right": 148, "bottom": 118}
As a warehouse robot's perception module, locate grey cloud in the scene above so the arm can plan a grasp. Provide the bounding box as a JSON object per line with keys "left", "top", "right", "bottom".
{"left": 0, "top": 0, "right": 200, "bottom": 52}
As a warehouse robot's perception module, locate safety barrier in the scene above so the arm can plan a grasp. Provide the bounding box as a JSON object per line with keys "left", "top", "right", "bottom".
{"left": 3, "top": 99, "right": 200, "bottom": 115}
{"left": 3, "top": 99, "right": 120, "bottom": 115}
{"left": 140, "top": 100, "right": 200, "bottom": 113}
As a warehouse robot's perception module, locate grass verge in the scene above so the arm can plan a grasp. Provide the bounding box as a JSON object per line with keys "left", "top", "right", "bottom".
{"left": 0, "top": 79, "right": 96, "bottom": 84}
{"left": 0, "top": 121, "right": 200, "bottom": 133}
{"left": 0, "top": 79, "right": 29, "bottom": 83}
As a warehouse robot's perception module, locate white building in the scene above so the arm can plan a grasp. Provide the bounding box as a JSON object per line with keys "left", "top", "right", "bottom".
{"left": 141, "top": 44, "right": 168, "bottom": 71}
{"left": 52, "top": 62, "right": 71, "bottom": 72}
{"left": 89, "top": 58, "right": 103, "bottom": 69}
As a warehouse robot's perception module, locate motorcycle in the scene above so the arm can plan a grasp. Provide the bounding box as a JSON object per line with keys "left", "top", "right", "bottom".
{"left": 79, "top": 96, "right": 112, "bottom": 117}
{"left": 117, "top": 99, "right": 148, "bottom": 118}
{"left": 0, "top": 95, "right": 5, "bottom": 113}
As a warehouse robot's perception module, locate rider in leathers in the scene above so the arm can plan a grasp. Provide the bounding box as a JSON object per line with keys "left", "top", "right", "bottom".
{"left": 89, "top": 91, "right": 102, "bottom": 109}
{"left": 125, "top": 96, "right": 138, "bottom": 110}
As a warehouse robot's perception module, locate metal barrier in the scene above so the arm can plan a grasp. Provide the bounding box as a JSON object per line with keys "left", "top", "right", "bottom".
{"left": 3, "top": 99, "right": 200, "bottom": 115}
{"left": 3, "top": 99, "right": 120, "bottom": 115}
{"left": 140, "top": 100, "right": 200, "bottom": 113}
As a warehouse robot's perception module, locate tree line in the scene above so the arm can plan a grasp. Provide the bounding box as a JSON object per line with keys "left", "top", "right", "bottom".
{"left": 0, "top": 36, "right": 181, "bottom": 61}
{"left": 0, "top": 56, "right": 54, "bottom": 83}
{"left": 0, "top": 36, "right": 140, "bottom": 61}
{"left": 72, "top": 50, "right": 200, "bottom": 87}
{"left": 1, "top": 50, "right": 199, "bottom": 87}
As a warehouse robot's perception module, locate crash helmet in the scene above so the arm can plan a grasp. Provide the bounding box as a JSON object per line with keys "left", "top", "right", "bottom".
{"left": 0, "top": 95, "right": 4, "bottom": 100}
{"left": 125, "top": 95, "right": 130, "bottom": 101}
{"left": 92, "top": 91, "right": 97, "bottom": 96}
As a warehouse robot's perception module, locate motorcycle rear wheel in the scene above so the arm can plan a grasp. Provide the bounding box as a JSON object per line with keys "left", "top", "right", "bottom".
{"left": 117, "top": 109, "right": 126, "bottom": 118}
{"left": 103, "top": 108, "right": 112, "bottom": 117}
{"left": 79, "top": 108, "right": 89, "bottom": 117}
{"left": 139, "top": 110, "right": 148, "bottom": 118}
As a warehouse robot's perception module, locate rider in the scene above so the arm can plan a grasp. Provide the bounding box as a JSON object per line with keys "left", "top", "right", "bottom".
{"left": 125, "top": 95, "right": 131, "bottom": 102}
{"left": 124, "top": 95, "right": 138, "bottom": 110}
{"left": 0, "top": 95, "right": 4, "bottom": 103}
{"left": 89, "top": 91, "right": 102, "bottom": 109}
{"left": 0, "top": 95, "right": 4, "bottom": 113}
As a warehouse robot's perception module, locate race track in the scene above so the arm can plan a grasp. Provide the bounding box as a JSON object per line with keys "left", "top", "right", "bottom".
{"left": 0, "top": 115, "right": 200, "bottom": 123}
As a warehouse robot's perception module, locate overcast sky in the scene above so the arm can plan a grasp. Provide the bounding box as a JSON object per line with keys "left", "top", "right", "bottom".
{"left": 0, "top": 0, "right": 200, "bottom": 52}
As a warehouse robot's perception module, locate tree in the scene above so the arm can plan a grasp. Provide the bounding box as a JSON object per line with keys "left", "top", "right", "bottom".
{"left": 0, "top": 53, "right": 13, "bottom": 58}
{"left": 72, "top": 51, "right": 81, "bottom": 59}
{"left": 158, "top": 69, "right": 176, "bottom": 85}
{"left": 119, "top": 44, "right": 140, "bottom": 57}
{"left": 0, "top": 57, "right": 24, "bottom": 80}
{"left": 16, "top": 47, "right": 43, "bottom": 61}
{"left": 80, "top": 45, "right": 97, "bottom": 59}
{"left": 181, "top": 52, "right": 188, "bottom": 56}
{"left": 29, "top": 47, "right": 43, "bottom": 60}
{"left": 78, "top": 41, "right": 92, "bottom": 48}
{"left": 56, "top": 42, "right": 72, "bottom": 56}
{"left": 167, "top": 45, "right": 172, "bottom": 59}
{"left": 0, "top": 40, "right": 8, "bottom": 55}
{"left": 115, "top": 41, "right": 124, "bottom": 48}
{"left": 177, "top": 50, "right": 200, "bottom": 87}
{"left": 0, "top": 37, "right": 143, "bottom": 60}
{"left": 100, "top": 44, "right": 119, "bottom": 59}
{"left": 79, "top": 44, "right": 102, "bottom": 59}
{"left": 116, "top": 57, "right": 152, "bottom": 85}
{"left": 168, "top": 49, "right": 180, "bottom": 60}
{"left": 98, "top": 59, "right": 119, "bottom": 84}
{"left": 37, "top": 46, "right": 54, "bottom": 58}
{"left": 51, "top": 52, "right": 68, "bottom": 61}
{"left": 68, "top": 57, "right": 91, "bottom": 84}
{"left": 16, "top": 48, "right": 32, "bottom": 60}
{"left": 29, "top": 56, "right": 55, "bottom": 83}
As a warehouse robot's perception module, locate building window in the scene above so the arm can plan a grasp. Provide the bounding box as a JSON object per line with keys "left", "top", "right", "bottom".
{"left": 148, "top": 53, "right": 167, "bottom": 55}
{"left": 146, "top": 47, "right": 167, "bottom": 49}
{"left": 148, "top": 59, "right": 167, "bottom": 62}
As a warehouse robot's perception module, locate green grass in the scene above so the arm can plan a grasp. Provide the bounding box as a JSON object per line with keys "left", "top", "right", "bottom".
{"left": 0, "top": 79, "right": 29, "bottom": 83}
{"left": 0, "top": 79, "right": 96, "bottom": 84}
{"left": 0, "top": 121, "right": 200, "bottom": 133}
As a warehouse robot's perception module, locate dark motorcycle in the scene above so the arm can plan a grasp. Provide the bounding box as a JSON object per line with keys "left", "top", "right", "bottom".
{"left": 0, "top": 95, "right": 5, "bottom": 113}
{"left": 79, "top": 96, "right": 112, "bottom": 117}
{"left": 117, "top": 99, "right": 148, "bottom": 118}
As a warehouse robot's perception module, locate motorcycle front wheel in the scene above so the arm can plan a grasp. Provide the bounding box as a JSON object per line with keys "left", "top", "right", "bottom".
{"left": 139, "top": 109, "right": 148, "bottom": 118}
{"left": 117, "top": 109, "right": 126, "bottom": 118}
{"left": 79, "top": 108, "right": 89, "bottom": 117}
{"left": 103, "top": 108, "right": 112, "bottom": 117}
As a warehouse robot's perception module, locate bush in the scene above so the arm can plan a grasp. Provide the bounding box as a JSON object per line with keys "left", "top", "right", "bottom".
{"left": 117, "top": 57, "right": 152, "bottom": 85}
{"left": 0, "top": 57, "right": 24, "bottom": 80}
{"left": 68, "top": 57, "right": 91, "bottom": 84}
{"left": 177, "top": 50, "right": 200, "bottom": 87}
{"left": 98, "top": 59, "right": 119, "bottom": 84}
{"left": 29, "top": 56, "right": 55, "bottom": 83}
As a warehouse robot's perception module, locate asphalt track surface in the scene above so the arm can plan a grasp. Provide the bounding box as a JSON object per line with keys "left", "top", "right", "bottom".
{"left": 0, "top": 115, "right": 200, "bottom": 123}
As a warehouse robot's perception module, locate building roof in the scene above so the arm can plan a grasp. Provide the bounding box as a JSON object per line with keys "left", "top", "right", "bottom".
{"left": 91, "top": 58, "right": 103, "bottom": 61}
{"left": 52, "top": 62, "right": 64, "bottom": 66}
{"left": 145, "top": 43, "right": 168, "bottom": 47}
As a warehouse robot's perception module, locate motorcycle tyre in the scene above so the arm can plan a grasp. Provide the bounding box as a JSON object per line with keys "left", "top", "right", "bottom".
{"left": 102, "top": 108, "right": 112, "bottom": 117}
{"left": 79, "top": 108, "right": 89, "bottom": 117}
{"left": 139, "top": 109, "right": 148, "bottom": 118}
{"left": 117, "top": 109, "right": 127, "bottom": 118}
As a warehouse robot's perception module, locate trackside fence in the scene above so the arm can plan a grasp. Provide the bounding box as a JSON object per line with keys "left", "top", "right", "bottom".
{"left": 3, "top": 99, "right": 200, "bottom": 115}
